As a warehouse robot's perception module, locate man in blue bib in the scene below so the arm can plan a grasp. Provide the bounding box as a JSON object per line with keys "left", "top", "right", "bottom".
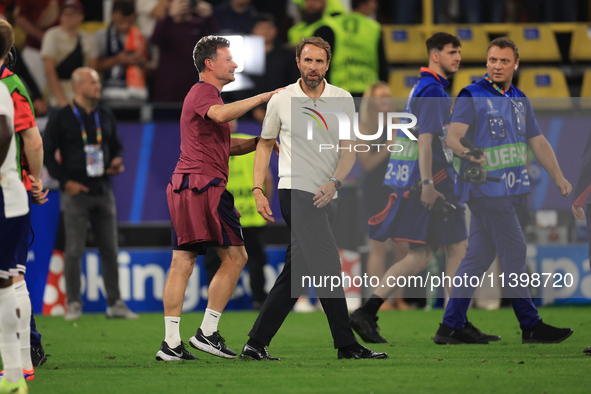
{"left": 350, "top": 33, "right": 497, "bottom": 344}
{"left": 434, "top": 37, "right": 573, "bottom": 344}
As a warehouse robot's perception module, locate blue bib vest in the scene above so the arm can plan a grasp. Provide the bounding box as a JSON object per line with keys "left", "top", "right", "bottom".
{"left": 383, "top": 72, "right": 453, "bottom": 189}
{"left": 458, "top": 80, "right": 530, "bottom": 201}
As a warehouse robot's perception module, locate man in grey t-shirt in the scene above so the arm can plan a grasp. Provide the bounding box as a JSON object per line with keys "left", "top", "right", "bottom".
{"left": 239, "top": 37, "right": 388, "bottom": 361}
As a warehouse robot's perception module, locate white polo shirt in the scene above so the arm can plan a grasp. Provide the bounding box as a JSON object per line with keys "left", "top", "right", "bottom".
{"left": 261, "top": 79, "right": 355, "bottom": 196}
{"left": 0, "top": 82, "right": 28, "bottom": 219}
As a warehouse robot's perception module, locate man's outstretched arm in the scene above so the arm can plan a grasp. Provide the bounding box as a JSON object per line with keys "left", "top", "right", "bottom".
{"left": 207, "top": 88, "right": 284, "bottom": 124}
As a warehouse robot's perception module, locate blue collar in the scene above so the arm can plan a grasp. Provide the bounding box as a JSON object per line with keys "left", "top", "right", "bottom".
{"left": 197, "top": 81, "right": 221, "bottom": 97}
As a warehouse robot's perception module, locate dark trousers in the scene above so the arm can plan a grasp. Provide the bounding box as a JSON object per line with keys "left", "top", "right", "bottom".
{"left": 204, "top": 226, "right": 268, "bottom": 303}
{"left": 61, "top": 191, "right": 121, "bottom": 306}
{"left": 30, "top": 310, "right": 41, "bottom": 347}
{"left": 248, "top": 189, "right": 357, "bottom": 349}
{"left": 443, "top": 197, "right": 540, "bottom": 331}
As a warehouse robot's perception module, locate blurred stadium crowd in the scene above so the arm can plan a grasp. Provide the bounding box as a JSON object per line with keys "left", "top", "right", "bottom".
{"left": 2, "top": 0, "right": 591, "bottom": 123}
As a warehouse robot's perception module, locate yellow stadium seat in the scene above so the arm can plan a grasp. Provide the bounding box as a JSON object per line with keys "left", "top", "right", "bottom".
{"left": 517, "top": 67, "right": 571, "bottom": 109}
{"left": 382, "top": 25, "right": 427, "bottom": 64}
{"left": 507, "top": 25, "right": 561, "bottom": 62}
{"left": 569, "top": 24, "right": 591, "bottom": 62}
{"left": 429, "top": 25, "right": 489, "bottom": 62}
{"left": 79, "top": 21, "right": 108, "bottom": 35}
{"left": 388, "top": 70, "right": 421, "bottom": 98}
{"left": 580, "top": 69, "right": 591, "bottom": 109}
{"left": 451, "top": 68, "right": 487, "bottom": 97}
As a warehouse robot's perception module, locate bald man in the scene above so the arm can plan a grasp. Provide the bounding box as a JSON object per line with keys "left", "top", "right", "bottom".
{"left": 44, "top": 67, "right": 137, "bottom": 321}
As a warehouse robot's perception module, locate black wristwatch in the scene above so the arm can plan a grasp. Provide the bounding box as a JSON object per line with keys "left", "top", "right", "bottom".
{"left": 421, "top": 179, "right": 434, "bottom": 185}
{"left": 330, "top": 177, "right": 342, "bottom": 190}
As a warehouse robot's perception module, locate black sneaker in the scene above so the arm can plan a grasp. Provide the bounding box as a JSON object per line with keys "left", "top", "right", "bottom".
{"left": 239, "top": 344, "right": 280, "bottom": 361}
{"left": 464, "top": 321, "right": 501, "bottom": 342}
{"left": 337, "top": 344, "right": 388, "bottom": 360}
{"left": 31, "top": 345, "right": 47, "bottom": 367}
{"left": 349, "top": 309, "right": 388, "bottom": 344}
{"left": 583, "top": 346, "right": 591, "bottom": 355}
{"left": 189, "top": 328, "right": 237, "bottom": 359}
{"left": 522, "top": 320, "right": 573, "bottom": 344}
{"left": 433, "top": 323, "right": 489, "bottom": 344}
{"left": 155, "top": 341, "right": 198, "bottom": 361}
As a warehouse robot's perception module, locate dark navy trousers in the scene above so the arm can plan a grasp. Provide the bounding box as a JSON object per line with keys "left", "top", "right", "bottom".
{"left": 443, "top": 197, "right": 540, "bottom": 331}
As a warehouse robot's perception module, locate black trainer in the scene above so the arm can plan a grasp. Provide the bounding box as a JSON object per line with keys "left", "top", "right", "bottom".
{"left": 190, "top": 328, "right": 237, "bottom": 359}
{"left": 337, "top": 344, "right": 388, "bottom": 360}
{"left": 522, "top": 320, "right": 573, "bottom": 344}
{"left": 155, "top": 341, "right": 198, "bottom": 361}
{"left": 31, "top": 345, "right": 47, "bottom": 367}
{"left": 464, "top": 321, "right": 501, "bottom": 342}
{"left": 349, "top": 309, "right": 388, "bottom": 344}
{"left": 583, "top": 346, "right": 591, "bottom": 355}
{"left": 433, "top": 323, "right": 489, "bottom": 344}
{"left": 239, "top": 344, "right": 280, "bottom": 361}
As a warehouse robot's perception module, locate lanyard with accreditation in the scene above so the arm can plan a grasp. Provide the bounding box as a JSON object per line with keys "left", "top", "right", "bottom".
{"left": 71, "top": 104, "right": 105, "bottom": 177}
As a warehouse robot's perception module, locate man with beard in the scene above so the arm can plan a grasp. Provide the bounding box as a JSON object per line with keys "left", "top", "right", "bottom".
{"left": 238, "top": 37, "right": 387, "bottom": 361}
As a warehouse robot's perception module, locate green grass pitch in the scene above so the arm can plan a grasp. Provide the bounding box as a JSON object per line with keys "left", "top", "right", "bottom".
{"left": 7, "top": 307, "right": 591, "bottom": 393}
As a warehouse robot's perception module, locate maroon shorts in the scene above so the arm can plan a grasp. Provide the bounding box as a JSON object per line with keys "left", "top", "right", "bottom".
{"left": 167, "top": 173, "right": 244, "bottom": 255}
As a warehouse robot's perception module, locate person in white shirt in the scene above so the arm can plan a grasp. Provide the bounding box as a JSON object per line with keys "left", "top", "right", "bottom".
{"left": 239, "top": 36, "right": 387, "bottom": 361}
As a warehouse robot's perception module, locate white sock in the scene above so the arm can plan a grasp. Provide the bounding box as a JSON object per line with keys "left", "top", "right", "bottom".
{"left": 14, "top": 281, "right": 33, "bottom": 371}
{"left": 0, "top": 285, "right": 23, "bottom": 383}
{"left": 200, "top": 308, "right": 221, "bottom": 336}
{"left": 164, "top": 316, "right": 181, "bottom": 348}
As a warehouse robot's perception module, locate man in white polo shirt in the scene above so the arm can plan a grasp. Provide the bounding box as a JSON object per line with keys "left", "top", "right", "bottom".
{"left": 239, "top": 36, "right": 387, "bottom": 361}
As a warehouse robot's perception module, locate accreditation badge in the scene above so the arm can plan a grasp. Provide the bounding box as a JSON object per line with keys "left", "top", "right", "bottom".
{"left": 85, "top": 144, "right": 105, "bottom": 177}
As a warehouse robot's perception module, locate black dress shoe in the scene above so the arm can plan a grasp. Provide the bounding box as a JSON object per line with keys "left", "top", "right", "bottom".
{"left": 349, "top": 309, "right": 388, "bottom": 344}
{"left": 433, "top": 323, "right": 489, "bottom": 345}
{"left": 337, "top": 344, "right": 388, "bottom": 360}
{"left": 522, "top": 320, "right": 573, "bottom": 344}
{"left": 464, "top": 321, "right": 501, "bottom": 342}
{"left": 239, "top": 344, "right": 280, "bottom": 361}
{"left": 31, "top": 345, "right": 47, "bottom": 367}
